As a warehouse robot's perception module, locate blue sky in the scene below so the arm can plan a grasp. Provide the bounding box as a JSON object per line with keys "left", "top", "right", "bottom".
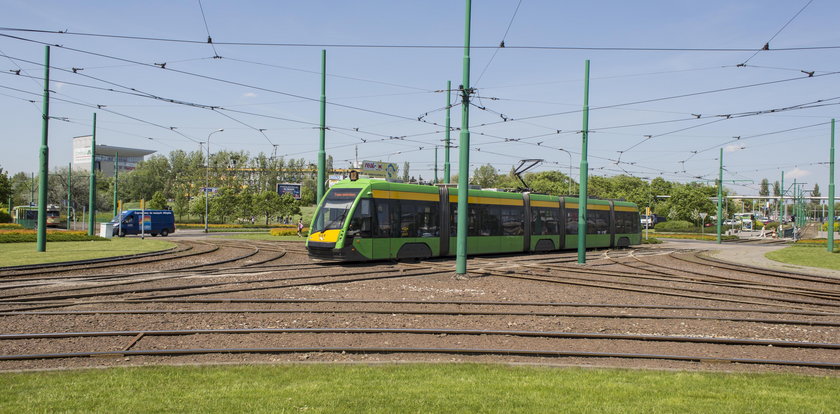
{"left": 1, "top": 0, "right": 838, "bottom": 196}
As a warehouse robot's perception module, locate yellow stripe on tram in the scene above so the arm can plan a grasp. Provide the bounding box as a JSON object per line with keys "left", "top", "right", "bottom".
{"left": 448, "top": 195, "right": 524, "bottom": 206}
{"left": 530, "top": 200, "right": 557, "bottom": 208}
{"left": 614, "top": 206, "right": 638, "bottom": 212}
{"left": 371, "top": 190, "right": 439, "bottom": 202}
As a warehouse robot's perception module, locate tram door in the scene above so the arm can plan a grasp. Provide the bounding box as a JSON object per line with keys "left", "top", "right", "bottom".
{"left": 371, "top": 197, "right": 393, "bottom": 259}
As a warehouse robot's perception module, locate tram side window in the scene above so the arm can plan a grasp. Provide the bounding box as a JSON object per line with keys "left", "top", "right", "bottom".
{"left": 531, "top": 207, "right": 560, "bottom": 235}
{"left": 588, "top": 209, "right": 610, "bottom": 234}
{"left": 566, "top": 209, "right": 578, "bottom": 235}
{"left": 395, "top": 199, "right": 440, "bottom": 238}
{"left": 374, "top": 199, "right": 392, "bottom": 238}
{"left": 501, "top": 206, "right": 524, "bottom": 236}
{"left": 615, "top": 211, "right": 640, "bottom": 234}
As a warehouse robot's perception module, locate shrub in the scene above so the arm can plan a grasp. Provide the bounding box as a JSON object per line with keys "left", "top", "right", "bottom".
{"left": 269, "top": 227, "right": 309, "bottom": 237}
{"left": 0, "top": 211, "right": 11, "bottom": 223}
{"left": 640, "top": 237, "right": 661, "bottom": 244}
{"left": 654, "top": 220, "right": 699, "bottom": 233}
{"left": 0, "top": 223, "right": 23, "bottom": 229}
{"left": 821, "top": 222, "right": 840, "bottom": 232}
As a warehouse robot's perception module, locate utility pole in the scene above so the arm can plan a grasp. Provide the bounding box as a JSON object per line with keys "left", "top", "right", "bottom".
{"left": 67, "top": 162, "right": 71, "bottom": 230}
{"left": 444, "top": 80, "right": 452, "bottom": 184}
{"left": 455, "top": 0, "right": 472, "bottom": 276}
{"left": 113, "top": 152, "right": 119, "bottom": 216}
{"left": 829, "top": 119, "right": 835, "bottom": 252}
{"left": 577, "top": 60, "right": 590, "bottom": 264}
{"left": 36, "top": 45, "right": 50, "bottom": 252}
{"left": 87, "top": 113, "right": 97, "bottom": 236}
{"left": 317, "top": 49, "right": 327, "bottom": 203}
{"left": 434, "top": 146, "right": 438, "bottom": 184}
{"left": 30, "top": 172, "right": 34, "bottom": 206}
{"left": 716, "top": 148, "right": 723, "bottom": 244}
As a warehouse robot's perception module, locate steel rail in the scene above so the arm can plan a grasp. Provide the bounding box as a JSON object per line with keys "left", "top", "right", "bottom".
{"left": 0, "top": 242, "right": 220, "bottom": 279}
{"left": 0, "top": 244, "right": 184, "bottom": 272}
{"left": 395, "top": 261, "right": 839, "bottom": 311}
{"left": 0, "top": 246, "right": 264, "bottom": 301}
{"left": 606, "top": 251, "right": 840, "bottom": 300}
{"left": 2, "top": 327, "right": 838, "bottom": 349}
{"left": 0, "top": 346, "right": 836, "bottom": 369}
{"left": 677, "top": 251, "right": 840, "bottom": 284}
{"left": 4, "top": 308, "right": 837, "bottom": 327}
{"left": 2, "top": 298, "right": 837, "bottom": 317}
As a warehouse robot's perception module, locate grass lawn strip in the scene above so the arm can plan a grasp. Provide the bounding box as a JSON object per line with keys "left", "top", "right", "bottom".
{"left": 0, "top": 364, "right": 836, "bottom": 413}
{"left": 765, "top": 245, "right": 840, "bottom": 272}
{"left": 0, "top": 238, "right": 176, "bottom": 267}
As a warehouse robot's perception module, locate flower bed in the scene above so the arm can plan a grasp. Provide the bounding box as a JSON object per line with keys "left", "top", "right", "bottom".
{"left": 269, "top": 227, "right": 309, "bottom": 237}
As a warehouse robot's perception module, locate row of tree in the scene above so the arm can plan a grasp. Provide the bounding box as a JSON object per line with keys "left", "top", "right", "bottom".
{"left": 0, "top": 153, "right": 831, "bottom": 225}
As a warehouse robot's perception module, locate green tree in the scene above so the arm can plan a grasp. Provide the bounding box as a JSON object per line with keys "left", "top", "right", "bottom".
{"left": 471, "top": 164, "right": 498, "bottom": 188}
{"left": 527, "top": 171, "right": 571, "bottom": 196}
{"left": 0, "top": 167, "right": 11, "bottom": 209}
{"left": 236, "top": 191, "right": 257, "bottom": 222}
{"left": 172, "top": 193, "right": 189, "bottom": 221}
{"left": 210, "top": 188, "right": 238, "bottom": 223}
{"left": 256, "top": 190, "right": 283, "bottom": 225}
{"left": 188, "top": 194, "right": 207, "bottom": 222}
{"left": 658, "top": 183, "right": 716, "bottom": 221}
{"left": 402, "top": 162, "right": 410, "bottom": 182}
{"left": 759, "top": 178, "right": 770, "bottom": 197}
{"left": 773, "top": 181, "right": 781, "bottom": 197}
{"left": 148, "top": 191, "right": 168, "bottom": 210}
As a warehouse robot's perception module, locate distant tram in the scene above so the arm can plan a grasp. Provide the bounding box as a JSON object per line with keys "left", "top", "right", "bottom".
{"left": 306, "top": 178, "right": 641, "bottom": 261}
{"left": 12, "top": 204, "right": 61, "bottom": 229}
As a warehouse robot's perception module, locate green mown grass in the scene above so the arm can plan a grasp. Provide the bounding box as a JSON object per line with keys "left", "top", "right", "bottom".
{"left": 0, "top": 364, "right": 837, "bottom": 413}
{"left": 0, "top": 238, "right": 176, "bottom": 267}
{"left": 766, "top": 244, "right": 840, "bottom": 271}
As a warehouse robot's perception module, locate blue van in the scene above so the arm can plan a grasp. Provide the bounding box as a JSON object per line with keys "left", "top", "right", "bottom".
{"left": 112, "top": 209, "right": 176, "bottom": 237}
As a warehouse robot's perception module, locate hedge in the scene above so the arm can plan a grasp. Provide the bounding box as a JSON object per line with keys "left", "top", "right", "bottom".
{"left": 0, "top": 223, "right": 24, "bottom": 229}
{"left": 654, "top": 220, "right": 699, "bottom": 233}
{"left": 0, "top": 230, "right": 107, "bottom": 243}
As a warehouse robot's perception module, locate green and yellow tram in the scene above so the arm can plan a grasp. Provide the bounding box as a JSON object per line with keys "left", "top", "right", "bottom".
{"left": 306, "top": 178, "right": 641, "bottom": 261}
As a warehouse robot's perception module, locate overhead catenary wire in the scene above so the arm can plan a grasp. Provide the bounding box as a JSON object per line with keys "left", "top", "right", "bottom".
{"left": 473, "top": 0, "right": 523, "bottom": 87}
{"left": 196, "top": 0, "right": 221, "bottom": 58}
{"left": 3, "top": 26, "right": 840, "bottom": 52}
{"left": 740, "top": 0, "right": 815, "bottom": 65}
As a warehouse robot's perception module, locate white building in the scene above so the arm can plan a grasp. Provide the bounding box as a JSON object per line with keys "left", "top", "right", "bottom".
{"left": 72, "top": 135, "right": 155, "bottom": 175}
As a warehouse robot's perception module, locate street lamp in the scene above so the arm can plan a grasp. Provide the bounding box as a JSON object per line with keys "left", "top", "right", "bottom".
{"left": 205, "top": 129, "right": 224, "bottom": 233}
{"left": 557, "top": 148, "right": 573, "bottom": 195}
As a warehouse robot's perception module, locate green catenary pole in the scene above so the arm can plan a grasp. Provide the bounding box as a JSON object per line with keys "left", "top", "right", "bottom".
{"left": 434, "top": 146, "right": 438, "bottom": 184}
{"left": 317, "top": 49, "right": 327, "bottom": 204}
{"left": 88, "top": 113, "right": 97, "bottom": 236}
{"left": 113, "top": 151, "right": 119, "bottom": 216}
{"left": 36, "top": 45, "right": 50, "bottom": 252}
{"left": 455, "top": 0, "right": 472, "bottom": 275}
{"left": 67, "top": 162, "right": 71, "bottom": 230}
{"left": 829, "top": 119, "right": 836, "bottom": 252}
{"left": 577, "top": 60, "right": 590, "bottom": 264}
{"left": 781, "top": 171, "right": 785, "bottom": 225}
{"left": 444, "top": 80, "right": 452, "bottom": 184}
{"left": 716, "top": 148, "right": 723, "bottom": 244}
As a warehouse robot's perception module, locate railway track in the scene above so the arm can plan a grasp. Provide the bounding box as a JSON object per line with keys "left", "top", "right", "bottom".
{"left": 0, "top": 243, "right": 837, "bottom": 373}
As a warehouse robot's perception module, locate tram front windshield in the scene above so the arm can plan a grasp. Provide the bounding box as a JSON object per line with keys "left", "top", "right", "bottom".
{"left": 311, "top": 189, "right": 361, "bottom": 233}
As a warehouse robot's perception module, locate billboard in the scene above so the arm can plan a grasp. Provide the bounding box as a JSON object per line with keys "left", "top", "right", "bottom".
{"left": 277, "top": 183, "right": 302, "bottom": 199}
{"left": 361, "top": 160, "right": 399, "bottom": 179}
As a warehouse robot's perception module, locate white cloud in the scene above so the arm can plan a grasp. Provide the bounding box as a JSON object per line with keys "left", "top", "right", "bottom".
{"left": 242, "top": 92, "right": 257, "bottom": 98}
{"left": 724, "top": 144, "right": 745, "bottom": 153}
{"left": 786, "top": 167, "right": 811, "bottom": 179}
